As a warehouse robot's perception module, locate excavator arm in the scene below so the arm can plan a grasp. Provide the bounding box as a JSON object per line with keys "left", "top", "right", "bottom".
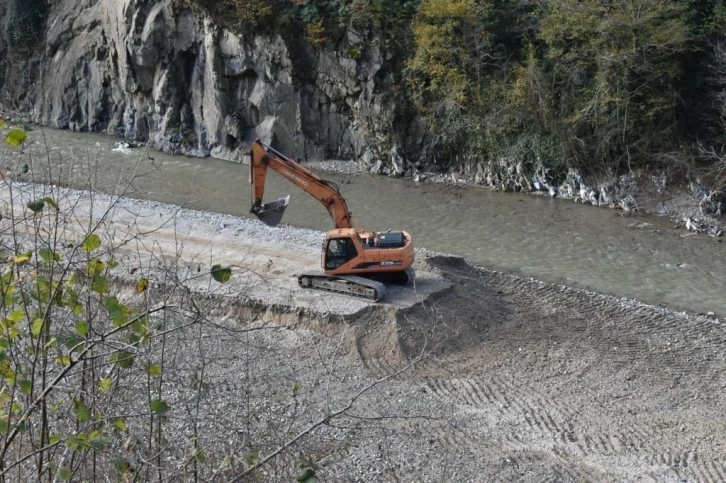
{"left": 249, "top": 139, "right": 353, "bottom": 229}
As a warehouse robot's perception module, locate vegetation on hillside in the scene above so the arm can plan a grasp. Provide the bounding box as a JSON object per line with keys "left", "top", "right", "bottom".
{"left": 194, "top": 0, "right": 726, "bottom": 184}
{"left": 406, "top": 0, "right": 726, "bottom": 183}
{"left": 3, "top": 0, "right": 726, "bottom": 185}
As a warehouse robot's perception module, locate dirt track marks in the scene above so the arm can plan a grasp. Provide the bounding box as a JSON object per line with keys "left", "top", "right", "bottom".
{"left": 403, "top": 256, "right": 726, "bottom": 481}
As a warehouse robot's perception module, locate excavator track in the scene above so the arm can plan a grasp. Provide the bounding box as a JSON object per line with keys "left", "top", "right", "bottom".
{"left": 298, "top": 272, "right": 388, "bottom": 302}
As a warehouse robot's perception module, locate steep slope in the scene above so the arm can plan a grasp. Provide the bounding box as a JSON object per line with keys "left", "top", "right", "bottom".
{"left": 0, "top": 0, "right": 416, "bottom": 169}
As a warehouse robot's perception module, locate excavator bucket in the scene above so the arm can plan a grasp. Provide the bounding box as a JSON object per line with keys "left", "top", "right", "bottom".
{"left": 253, "top": 195, "right": 290, "bottom": 227}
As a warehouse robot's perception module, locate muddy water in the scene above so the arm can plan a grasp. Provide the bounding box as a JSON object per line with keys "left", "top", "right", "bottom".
{"left": 9, "top": 127, "right": 726, "bottom": 315}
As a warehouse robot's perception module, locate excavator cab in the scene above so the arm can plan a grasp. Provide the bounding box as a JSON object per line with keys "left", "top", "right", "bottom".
{"left": 324, "top": 236, "right": 360, "bottom": 269}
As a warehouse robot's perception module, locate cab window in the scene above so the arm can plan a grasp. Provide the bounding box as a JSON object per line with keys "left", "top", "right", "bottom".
{"left": 325, "top": 238, "right": 358, "bottom": 269}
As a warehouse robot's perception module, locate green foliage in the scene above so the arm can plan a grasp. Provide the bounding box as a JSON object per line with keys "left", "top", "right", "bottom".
{"left": 104, "top": 296, "right": 129, "bottom": 327}
{"left": 305, "top": 19, "right": 328, "bottom": 46}
{"left": 245, "top": 449, "right": 260, "bottom": 466}
{"left": 194, "top": 0, "right": 275, "bottom": 32}
{"left": 81, "top": 234, "right": 101, "bottom": 253}
{"left": 297, "top": 455, "right": 318, "bottom": 482}
{"left": 345, "top": 45, "right": 361, "bottom": 59}
{"left": 406, "top": 0, "right": 714, "bottom": 176}
{"left": 194, "top": 0, "right": 418, "bottom": 48}
{"left": 39, "top": 248, "right": 61, "bottom": 264}
{"left": 27, "top": 199, "right": 45, "bottom": 213}
{"left": 0, "top": 121, "right": 30, "bottom": 166}
{"left": 99, "top": 377, "right": 112, "bottom": 393}
{"left": 407, "top": 0, "right": 479, "bottom": 110}
{"left": 297, "top": 467, "right": 317, "bottom": 482}
{"left": 149, "top": 399, "right": 170, "bottom": 415}
{"left": 0, "top": 192, "right": 178, "bottom": 481}
{"left": 55, "top": 467, "right": 73, "bottom": 481}
{"left": 407, "top": 0, "right": 527, "bottom": 162}
{"left": 5, "top": 129, "right": 27, "bottom": 147}
{"left": 211, "top": 264, "right": 232, "bottom": 283}
{"left": 6, "top": 0, "right": 50, "bottom": 51}
{"left": 135, "top": 277, "right": 149, "bottom": 294}
{"left": 43, "top": 196, "right": 59, "bottom": 210}
{"left": 109, "top": 350, "right": 134, "bottom": 369}
{"left": 73, "top": 399, "right": 91, "bottom": 424}
{"left": 146, "top": 364, "right": 162, "bottom": 378}
{"left": 539, "top": 0, "right": 690, "bottom": 170}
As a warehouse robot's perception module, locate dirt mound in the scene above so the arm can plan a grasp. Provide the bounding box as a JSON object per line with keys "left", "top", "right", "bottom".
{"left": 112, "top": 250, "right": 726, "bottom": 480}
{"left": 343, "top": 255, "right": 512, "bottom": 370}
{"left": 398, "top": 255, "right": 726, "bottom": 481}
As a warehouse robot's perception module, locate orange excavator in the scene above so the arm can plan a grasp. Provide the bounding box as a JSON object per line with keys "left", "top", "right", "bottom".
{"left": 249, "top": 139, "right": 415, "bottom": 301}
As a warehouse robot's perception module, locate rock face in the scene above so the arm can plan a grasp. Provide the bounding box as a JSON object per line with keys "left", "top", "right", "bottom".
{"left": 0, "top": 0, "right": 407, "bottom": 165}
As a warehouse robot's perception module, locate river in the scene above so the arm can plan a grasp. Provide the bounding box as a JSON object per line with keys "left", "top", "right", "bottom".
{"left": 7, "top": 127, "right": 726, "bottom": 315}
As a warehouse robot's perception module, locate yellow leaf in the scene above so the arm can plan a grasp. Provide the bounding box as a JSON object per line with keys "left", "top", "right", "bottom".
{"left": 135, "top": 278, "right": 149, "bottom": 294}
{"left": 12, "top": 254, "right": 31, "bottom": 264}
{"left": 99, "top": 377, "right": 112, "bottom": 393}
{"left": 5, "top": 129, "right": 28, "bottom": 147}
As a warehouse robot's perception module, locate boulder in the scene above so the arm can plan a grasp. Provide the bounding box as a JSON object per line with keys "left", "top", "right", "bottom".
{"left": 390, "top": 145, "right": 405, "bottom": 176}
{"left": 700, "top": 190, "right": 725, "bottom": 217}
{"left": 558, "top": 169, "right": 583, "bottom": 199}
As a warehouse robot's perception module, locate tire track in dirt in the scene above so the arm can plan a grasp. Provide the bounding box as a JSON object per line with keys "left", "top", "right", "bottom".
{"left": 410, "top": 256, "right": 726, "bottom": 481}
{"left": 423, "top": 372, "right": 681, "bottom": 482}
{"left": 425, "top": 375, "right": 571, "bottom": 455}
{"left": 645, "top": 451, "right": 726, "bottom": 483}
{"left": 702, "top": 459, "right": 726, "bottom": 482}
{"left": 489, "top": 376, "right": 571, "bottom": 442}
{"left": 423, "top": 372, "right": 673, "bottom": 482}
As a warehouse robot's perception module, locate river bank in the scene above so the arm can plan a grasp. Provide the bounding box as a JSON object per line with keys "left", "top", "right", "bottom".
{"left": 306, "top": 152, "right": 725, "bottom": 239}
{"left": 2, "top": 107, "right": 722, "bottom": 236}
{"left": 2, "top": 123, "right": 726, "bottom": 316}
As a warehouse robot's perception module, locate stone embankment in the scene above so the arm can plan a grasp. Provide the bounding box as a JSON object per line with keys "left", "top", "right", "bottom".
{"left": 313, "top": 149, "right": 726, "bottom": 238}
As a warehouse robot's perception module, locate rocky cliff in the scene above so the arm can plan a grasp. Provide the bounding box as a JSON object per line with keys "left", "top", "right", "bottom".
{"left": 0, "top": 0, "right": 420, "bottom": 170}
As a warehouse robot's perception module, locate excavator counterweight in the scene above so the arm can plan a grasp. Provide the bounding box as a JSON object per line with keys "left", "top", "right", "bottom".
{"left": 248, "top": 139, "right": 415, "bottom": 301}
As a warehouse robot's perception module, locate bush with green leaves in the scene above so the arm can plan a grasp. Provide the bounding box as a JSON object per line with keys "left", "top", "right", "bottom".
{"left": 404, "top": 0, "right": 726, "bottom": 180}
{"left": 0, "top": 127, "right": 243, "bottom": 480}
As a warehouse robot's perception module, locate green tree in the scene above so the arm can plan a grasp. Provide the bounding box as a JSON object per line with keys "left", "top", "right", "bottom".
{"left": 406, "top": 0, "right": 491, "bottom": 161}
{"left": 538, "top": 0, "right": 691, "bottom": 172}
{"left": 407, "top": 0, "right": 479, "bottom": 115}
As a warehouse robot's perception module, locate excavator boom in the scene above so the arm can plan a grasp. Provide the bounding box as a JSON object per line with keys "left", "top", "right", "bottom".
{"left": 249, "top": 140, "right": 352, "bottom": 229}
